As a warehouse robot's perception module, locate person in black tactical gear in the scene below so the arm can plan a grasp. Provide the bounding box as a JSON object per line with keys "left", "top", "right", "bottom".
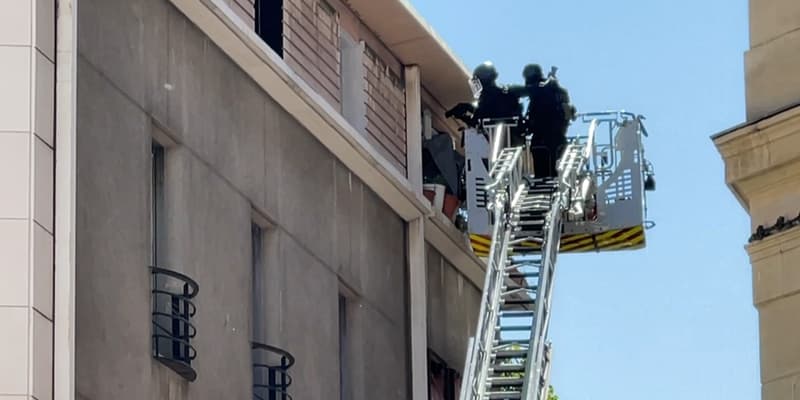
{"left": 514, "top": 63, "right": 576, "bottom": 178}
{"left": 445, "top": 62, "right": 523, "bottom": 140}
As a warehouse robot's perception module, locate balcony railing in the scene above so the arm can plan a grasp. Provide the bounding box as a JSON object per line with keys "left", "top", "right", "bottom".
{"left": 151, "top": 266, "right": 199, "bottom": 381}
{"left": 252, "top": 342, "right": 295, "bottom": 400}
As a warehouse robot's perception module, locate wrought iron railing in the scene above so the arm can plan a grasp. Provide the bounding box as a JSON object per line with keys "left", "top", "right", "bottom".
{"left": 252, "top": 342, "right": 295, "bottom": 400}
{"left": 151, "top": 266, "right": 198, "bottom": 381}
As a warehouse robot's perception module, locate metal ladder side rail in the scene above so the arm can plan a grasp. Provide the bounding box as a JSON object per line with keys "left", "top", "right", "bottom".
{"left": 518, "top": 187, "right": 566, "bottom": 400}
{"left": 519, "top": 125, "right": 598, "bottom": 400}
{"left": 468, "top": 185, "right": 526, "bottom": 400}
{"left": 465, "top": 204, "right": 509, "bottom": 400}
{"left": 460, "top": 146, "right": 526, "bottom": 400}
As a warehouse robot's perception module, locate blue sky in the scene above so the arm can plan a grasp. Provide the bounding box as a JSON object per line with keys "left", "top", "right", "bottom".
{"left": 408, "top": 1, "right": 758, "bottom": 399}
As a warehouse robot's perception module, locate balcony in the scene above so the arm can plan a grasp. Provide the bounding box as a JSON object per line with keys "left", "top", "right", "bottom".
{"left": 252, "top": 342, "right": 295, "bottom": 400}
{"left": 151, "top": 266, "right": 199, "bottom": 381}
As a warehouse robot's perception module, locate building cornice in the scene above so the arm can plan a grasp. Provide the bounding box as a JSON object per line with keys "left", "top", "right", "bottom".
{"left": 713, "top": 104, "right": 800, "bottom": 211}
{"left": 344, "top": 0, "right": 473, "bottom": 107}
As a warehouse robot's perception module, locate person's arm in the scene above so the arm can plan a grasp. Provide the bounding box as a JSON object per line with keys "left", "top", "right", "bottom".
{"left": 506, "top": 84, "right": 528, "bottom": 98}
{"left": 558, "top": 87, "right": 577, "bottom": 121}
{"left": 445, "top": 102, "right": 477, "bottom": 127}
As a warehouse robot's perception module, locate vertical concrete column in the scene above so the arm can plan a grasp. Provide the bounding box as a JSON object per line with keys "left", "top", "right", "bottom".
{"left": 0, "top": 1, "right": 57, "bottom": 400}
{"left": 714, "top": 111, "right": 800, "bottom": 399}
{"left": 405, "top": 65, "right": 423, "bottom": 192}
{"left": 54, "top": 1, "right": 77, "bottom": 399}
{"left": 748, "top": 229, "right": 800, "bottom": 400}
{"left": 408, "top": 218, "right": 428, "bottom": 400}
{"left": 422, "top": 108, "right": 433, "bottom": 140}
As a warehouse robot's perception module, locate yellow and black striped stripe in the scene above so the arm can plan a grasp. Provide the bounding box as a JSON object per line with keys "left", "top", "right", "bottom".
{"left": 469, "top": 225, "right": 646, "bottom": 257}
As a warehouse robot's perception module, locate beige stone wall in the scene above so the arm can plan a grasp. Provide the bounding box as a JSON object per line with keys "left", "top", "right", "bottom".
{"left": 745, "top": 0, "right": 800, "bottom": 120}
{"left": 715, "top": 104, "right": 800, "bottom": 400}
{"left": 748, "top": 229, "right": 800, "bottom": 399}
{"left": 0, "top": 1, "right": 56, "bottom": 399}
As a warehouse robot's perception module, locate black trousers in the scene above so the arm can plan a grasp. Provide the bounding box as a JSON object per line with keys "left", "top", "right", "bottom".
{"left": 530, "top": 124, "right": 568, "bottom": 178}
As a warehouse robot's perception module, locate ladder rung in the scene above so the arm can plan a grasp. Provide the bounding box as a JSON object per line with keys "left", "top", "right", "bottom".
{"left": 512, "top": 232, "right": 543, "bottom": 240}
{"left": 508, "top": 236, "right": 538, "bottom": 245}
{"left": 496, "top": 325, "right": 532, "bottom": 332}
{"left": 492, "top": 349, "right": 527, "bottom": 358}
{"left": 499, "top": 310, "right": 534, "bottom": 318}
{"left": 497, "top": 338, "right": 530, "bottom": 346}
{"left": 502, "top": 298, "right": 536, "bottom": 306}
{"left": 510, "top": 247, "right": 542, "bottom": 255}
{"left": 501, "top": 288, "right": 532, "bottom": 297}
{"left": 507, "top": 272, "right": 539, "bottom": 280}
{"left": 504, "top": 284, "right": 538, "bottom": 291}
{"left": 486, "top": 391, "right": 522, "bottom": 399}
{"left": 488, "top": 377, "right": 525, "bottom": 387}
{"left": 491, "top": 364, "right": 526, "bottom": 373}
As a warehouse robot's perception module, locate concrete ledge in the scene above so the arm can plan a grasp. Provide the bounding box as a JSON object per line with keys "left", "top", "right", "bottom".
{"left": 169, "top": 0, "right": 432, "bottom": 222}
{"left": 748, "top": 227, "right": 800, "bottom": 306}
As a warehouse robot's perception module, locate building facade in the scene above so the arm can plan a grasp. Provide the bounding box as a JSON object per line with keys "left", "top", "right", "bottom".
{"left": 713, "top": 1, "right": 800, "bottom": 399}
{"left": 0, "top": 0, "right": 489, "bottom": 399}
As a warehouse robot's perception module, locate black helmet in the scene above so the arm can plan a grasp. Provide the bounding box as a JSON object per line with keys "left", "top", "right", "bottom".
{"left": 522, "top": 64, "right": 544, "bottom": 83}
{"left": 473, "top": 61, "right": 498, "bottom": 83}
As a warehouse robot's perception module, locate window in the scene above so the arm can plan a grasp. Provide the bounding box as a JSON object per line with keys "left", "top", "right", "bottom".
{"left": 340, "top": 32, "right": 366, "bottom": 132}
{"left": 338, "top": 295, "right": 349, "bottom": 400}
{"left": 429, "top": 352, "right": 460, "bottom": 400}
{"left": 149, "top": 141, "right": 199, "bottom": 381}
{"left": 251, "top": 222, "right": 265, "bottom": 341}
{"left": 255, "top": 0, "right": 284, "bottom": 57}
{"left": 151, "top": 142, "right": 165, "bottom": 265}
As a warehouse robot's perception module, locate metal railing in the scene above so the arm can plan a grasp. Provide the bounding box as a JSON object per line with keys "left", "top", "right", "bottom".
{"left": 460, "top": 124, "right": 526, "bottom": 400}
{"left": 151, "top": 266, "right": 199, "bottom": 381}
{"left": 252, "top": 342, "right": 295, "bottom": 400}
{"left": 521, "top": 139, "right": 592, "bottom": 400}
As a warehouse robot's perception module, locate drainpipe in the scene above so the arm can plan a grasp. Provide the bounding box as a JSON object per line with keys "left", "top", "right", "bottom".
{"left": 54, "top": 0, "right": 77, "bottom": 399}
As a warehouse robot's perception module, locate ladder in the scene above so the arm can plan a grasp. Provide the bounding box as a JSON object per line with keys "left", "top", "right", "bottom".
{"left": 459, "top": 124, "right": 591, "bottom": 400}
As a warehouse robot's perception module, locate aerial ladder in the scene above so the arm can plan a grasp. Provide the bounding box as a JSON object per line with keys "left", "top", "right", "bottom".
{"left": 459, "top": 111, "right": 655, "bottom": 400}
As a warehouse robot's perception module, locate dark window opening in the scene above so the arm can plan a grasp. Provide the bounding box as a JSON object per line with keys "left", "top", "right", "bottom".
{"left": 429, "top": 352, "right": 461, "bottom": 400}
{"left": 151, "top": 142, "right": 165, "bottom": 265}
{"left": 251, "top": 223, "right": 264, "bottom": 341}
{"left": 149, "top": 141, "right": 199, "bottom": 381}
{"left": 339, "top": 295, "right": 349, "bottom": 399}
{"left": 255, "top": 0, "right": 284, "bottom": 57}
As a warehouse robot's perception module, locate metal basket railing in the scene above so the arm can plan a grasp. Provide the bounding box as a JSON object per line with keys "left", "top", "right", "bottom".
{"left": 151, "top": 266, "right": 198, "bottom": 381}
{"left": 252, "top": 342, "right": 295, "bottom": 400}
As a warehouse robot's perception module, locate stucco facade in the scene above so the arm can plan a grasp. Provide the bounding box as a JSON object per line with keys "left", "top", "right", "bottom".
{"left": 714, "top": 1, "right": 800, "bottom": 398}
{"left": 0, "top": 0, "right": 485, "bottom": 399}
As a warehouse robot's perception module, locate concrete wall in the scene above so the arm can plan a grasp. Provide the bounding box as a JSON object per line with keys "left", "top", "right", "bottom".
{"left": 739, "top": 2, "right": 800, "bottom": 392}
{"left": 745, "top": 0, "right": 800, "bottom": 120}
{"left": 75, "top": 0, "right": 409, "bottom": 399}
{"left": 748, "top": 229, "right": 800, "bottom": 400}
{"left": 426, "top": 244, "right": 481, "bottom": 371}
{"left": 0, "top": 1, "right": 56, "bottom": 400}
{"left": 714, "top": 96, "right": 800, "bottom": 400}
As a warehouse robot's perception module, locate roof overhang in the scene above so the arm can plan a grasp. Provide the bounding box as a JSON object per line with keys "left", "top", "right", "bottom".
{"left": 345, "top": 0, "right": 473, "bottom": 107}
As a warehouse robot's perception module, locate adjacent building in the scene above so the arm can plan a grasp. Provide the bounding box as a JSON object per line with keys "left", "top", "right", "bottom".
{"left": 0, "top": 0, "right": 492, "bottom": 399}
{"left": 713, "top": 1, "right": 800, "bottom": 399}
